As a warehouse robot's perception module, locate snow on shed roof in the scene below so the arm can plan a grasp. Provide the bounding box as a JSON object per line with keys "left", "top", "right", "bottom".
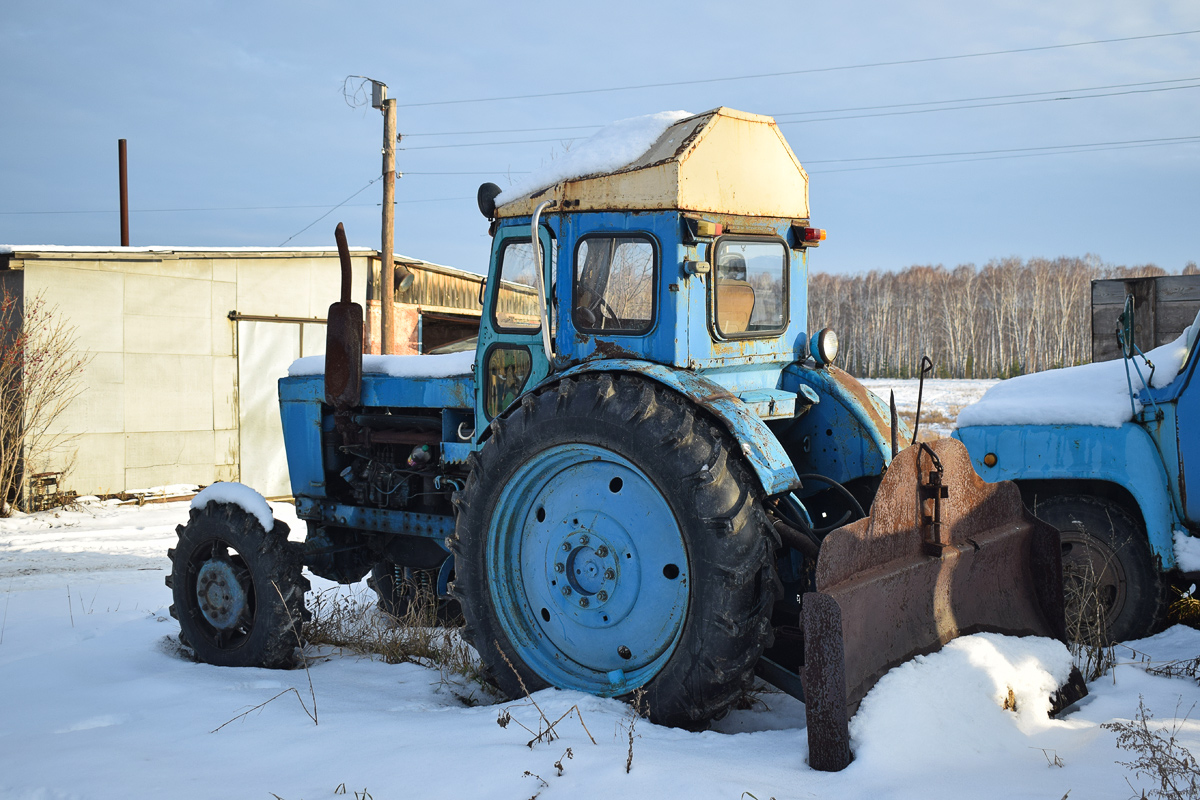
{"left": 494, "top": 107, "right": 811, "bottom": 220}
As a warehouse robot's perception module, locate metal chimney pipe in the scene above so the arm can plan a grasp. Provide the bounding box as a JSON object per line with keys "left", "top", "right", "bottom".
{"left": 118, "top": 139, "right": 129, "bottom": 246}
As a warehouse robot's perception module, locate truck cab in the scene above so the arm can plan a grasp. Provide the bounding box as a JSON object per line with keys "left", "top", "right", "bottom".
{"left": 955, "top": 302, "right": 1200, "bottom": 641}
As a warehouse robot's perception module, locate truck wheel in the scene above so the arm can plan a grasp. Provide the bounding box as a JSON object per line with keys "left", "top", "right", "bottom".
{"left": 1033, "top": 494, "right": 1162, "bottom": 643}
{"left": 451, "top": 373, "right": 780, "bottom": 728}
{"left": 167, "top": 502, "right": 310, "bottom": 668}
{"left": 367, "top": 561, "right": 462, "bottom": 624}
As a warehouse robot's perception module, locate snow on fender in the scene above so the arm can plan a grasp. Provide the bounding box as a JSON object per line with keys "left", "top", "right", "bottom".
{"left": 191, "top": 482, "right": 275, "bottom": 532}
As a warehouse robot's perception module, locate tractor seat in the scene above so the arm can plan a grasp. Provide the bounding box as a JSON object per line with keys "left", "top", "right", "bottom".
{"left": 717, "top": 280, "right": 756, "bottom": 333}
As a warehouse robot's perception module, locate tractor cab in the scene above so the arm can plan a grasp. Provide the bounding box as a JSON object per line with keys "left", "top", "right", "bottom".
{"left": 471, "top": 108, "right": 831, "bottom": 439}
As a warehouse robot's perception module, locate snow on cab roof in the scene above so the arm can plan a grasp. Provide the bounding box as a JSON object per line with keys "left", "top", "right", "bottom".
{"left": 957, "top": 310, "right": 1200, "bottom": 428}
{"left": 493, "top": 107, "right": 811, "bottom": 220}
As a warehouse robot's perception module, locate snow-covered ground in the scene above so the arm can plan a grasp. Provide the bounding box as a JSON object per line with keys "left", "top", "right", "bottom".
{"left": 1, "top": 381, "right": 1197, "bottom": 800}
{"left": 860, "top": 378, "right": 998, "bottom": 438}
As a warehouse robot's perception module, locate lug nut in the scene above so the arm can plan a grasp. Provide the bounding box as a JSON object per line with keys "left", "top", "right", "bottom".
{"left": 604, "top": 568, "right": 615, "bottom": 580}
{"left": 562, "top": 542, "right": 571, "bottom": 551}
{"left": 554, "top": 563, "right": 565, "bottom": 573}
{"left": 579, "top": 597, "right": 589, "bottom": 607}
{"left": 579, "top": 534, "right": 590, "bottom": 545}
{"left": 562, "top": 586, "right": 572, "bottom": 596}
{"left": 597, "top": 591, "right": 608, "bottom": 602}
{"left": 595, "top": 546, "right": 608, "bottom": 557}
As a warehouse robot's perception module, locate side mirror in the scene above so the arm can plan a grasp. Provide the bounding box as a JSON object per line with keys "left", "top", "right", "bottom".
{"left": 1118, "top": 295, "right": 1135, "bottom": 359}
{"left": 477, "top": 183, "right": 502, "bottom": 220}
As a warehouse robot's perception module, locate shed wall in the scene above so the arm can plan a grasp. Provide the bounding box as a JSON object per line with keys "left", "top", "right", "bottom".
{"left": 8, "top": 250, "right": 369, "bottom": 496}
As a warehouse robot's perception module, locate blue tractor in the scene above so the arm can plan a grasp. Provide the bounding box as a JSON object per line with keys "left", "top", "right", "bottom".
{"left": 168, "top": 109, "right": 1072, "bottom": 755}
{"left": 956, "top": 297, "right": 1200, "bottom": 642}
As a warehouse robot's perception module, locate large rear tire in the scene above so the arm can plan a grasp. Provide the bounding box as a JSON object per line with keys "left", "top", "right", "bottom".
{"left": 167, "top": 502, "right": 310, "bottom": 668}
{"left": 1033, "top": 494, "right": 1161, "bottom": 643}
{"left": 451, "top": 373, "right": 780, "bottom": 728}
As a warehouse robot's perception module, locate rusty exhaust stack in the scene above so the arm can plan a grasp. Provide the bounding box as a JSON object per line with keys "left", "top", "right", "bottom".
{"left": 326, "top": 223, "right": 363, "bottom": 438}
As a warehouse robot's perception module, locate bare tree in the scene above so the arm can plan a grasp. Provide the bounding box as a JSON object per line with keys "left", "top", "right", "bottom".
{"left": 807, "top": 256, "right": 1191, "bottom": 380}
{"left": 0, "top": 290, "right": 91, "bottom": 514}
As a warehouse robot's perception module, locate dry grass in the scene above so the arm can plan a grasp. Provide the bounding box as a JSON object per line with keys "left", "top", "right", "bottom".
{"left": 1063, "top": 546, "right": 1117, "bottom": 682}
{"left": 301, "top": 584, "right": 482, "bottom": 686}
{"left": 1103, "top": 697, "right": 1199, "bottom": 800}
{"left": 1167, "top": 584, "right": 1200, "bottom": 631}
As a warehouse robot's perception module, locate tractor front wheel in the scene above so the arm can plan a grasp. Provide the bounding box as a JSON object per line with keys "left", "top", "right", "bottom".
{"left": 167, "top": 502, "right": 310, "bottom": 668}
{"left": 451, "top": 374, "right": 779, "bottom": 728}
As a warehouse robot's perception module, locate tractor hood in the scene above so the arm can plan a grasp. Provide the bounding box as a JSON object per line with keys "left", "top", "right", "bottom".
{"left": 494, "top": 107, "right": 810, "bottom": 220}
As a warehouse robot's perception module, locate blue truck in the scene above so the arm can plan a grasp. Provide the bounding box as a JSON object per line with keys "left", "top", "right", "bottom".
{"left": 956, "top": 297, "right": 1200, "bottom": 642}
{"left": 167, "top": 109, "right": 1070, "bottom": 755}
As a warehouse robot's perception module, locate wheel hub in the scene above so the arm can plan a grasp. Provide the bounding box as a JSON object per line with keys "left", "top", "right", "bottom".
{"left": 561, "top": 532, "right": 618, "bottom": 598}
{"left": 488, "top": 444, "right": 689, "bottom": 694}
{"left": 196, "top": 559, "right": 250, "bottom": 629}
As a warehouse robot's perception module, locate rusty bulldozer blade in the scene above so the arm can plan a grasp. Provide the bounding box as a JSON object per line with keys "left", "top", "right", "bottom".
{"left": 801, "top": 437, "right": 1076, "bottom": 772}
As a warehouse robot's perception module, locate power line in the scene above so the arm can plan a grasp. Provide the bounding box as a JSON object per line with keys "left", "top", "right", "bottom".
{"left": 401, "top": 136, "right": 581, "bottom": 151}
{"left": 396, "top": 75, "right": 1200, "bottom": 140}
{"left": 400, "top": 76, "right": 1200, "bottom": 138}
{"left": 807, "top": 136, "right": 1200, "bottom": 173}
{"left": 396, "top": 81, "right": 1200, "bottom": 151}
{"left": 805, "top": 135, "right": 1200, "bottom": 164}
{"left": 771, "top": 76, "right": 1200, "bottom": 118}
{"left": 396, "top": 29, "right": 1200, "bottom": 108}
{"left": 0, "top": 195, "right": 474, "bottom": 216}
{"left": 779, "top": 82, "right": 1200, "bottom": 125}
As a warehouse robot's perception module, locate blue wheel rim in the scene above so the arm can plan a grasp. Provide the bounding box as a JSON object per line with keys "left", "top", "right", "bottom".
{"left": 487, "top": 443, "right": 689, "bottom": 695}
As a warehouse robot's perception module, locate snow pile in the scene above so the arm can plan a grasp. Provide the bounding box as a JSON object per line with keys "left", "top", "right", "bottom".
{"left": 288, "top": 350, "right": 474, "bottom": 378}
{"left": 957, "top": 316, "right": 1197, "bottom": 428}
{"left": 851, "top": 634, "right": 1073, "bottom": 769}
{"left": 1175, "top": 530, "right": 1200, "bottom": 572}
{"left": 495, "top": 110, "right": 692, "bottom": 205}
{"left": 190, "top": 482, "right": 274, "bottom": 531}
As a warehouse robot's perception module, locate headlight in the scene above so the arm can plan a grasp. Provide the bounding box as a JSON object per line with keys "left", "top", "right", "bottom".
{"left": 810, "top": 328, "right": 838, "bottom": 366}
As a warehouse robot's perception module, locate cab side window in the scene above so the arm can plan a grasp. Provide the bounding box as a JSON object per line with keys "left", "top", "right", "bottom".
{"left": 493, "top": 240, "right": 541, "bottom": 331}
{"left": 573, "top": 235, "right": 656, "bottom": 334}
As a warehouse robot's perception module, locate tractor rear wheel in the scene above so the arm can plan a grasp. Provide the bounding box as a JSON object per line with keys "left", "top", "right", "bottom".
{"left": 451, "top": 373, "right": 780, "bottom": 728}
{"left": 1034, "top": 494, "right": 1161, "bottom": 643}
{"left": 167, "top": 502, "right": 310, "bottom": 668}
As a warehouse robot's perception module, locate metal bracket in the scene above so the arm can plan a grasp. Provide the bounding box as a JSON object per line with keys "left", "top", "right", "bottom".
{"left": 918, "top": 443, "right": 951, "bottom": 556}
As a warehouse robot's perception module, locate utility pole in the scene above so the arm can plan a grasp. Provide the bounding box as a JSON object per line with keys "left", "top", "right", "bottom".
{"left": 118, "top": 139, "right": 129, "bottom": 246}
{"left": 379, "top": 88, "right": 397, "bottom": 354}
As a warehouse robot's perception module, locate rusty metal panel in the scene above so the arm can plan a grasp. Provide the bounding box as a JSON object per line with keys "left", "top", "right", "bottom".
{"left": 1092, "top": 275, "right": 1200, "bottom": 362}
{"left": 800, "top": 437, "right": 1069, "bottom": 771}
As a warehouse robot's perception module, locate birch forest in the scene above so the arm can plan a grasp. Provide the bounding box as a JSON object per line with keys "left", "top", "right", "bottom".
{"left": 808, "top": 256, "right": 1199, "bottom": 379}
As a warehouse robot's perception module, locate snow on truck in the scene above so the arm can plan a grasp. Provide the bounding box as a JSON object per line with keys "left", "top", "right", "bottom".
{"left": 955, "top": 295, "right": 1200, "bottom": 642}
{"left": 166, "top": 108, "right": 1082, "bottom": 770}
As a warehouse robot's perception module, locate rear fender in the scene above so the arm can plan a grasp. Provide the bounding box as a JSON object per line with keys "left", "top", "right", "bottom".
{"left": 954, "top": 423, "right": 1182, "bottom": 567}
{"left": 529, "top": 359, "right": 802, "bottom": 496}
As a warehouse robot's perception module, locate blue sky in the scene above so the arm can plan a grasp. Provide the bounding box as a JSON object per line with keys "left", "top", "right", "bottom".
{"left": 2, "top": 0, "right": 1198, "bottom": 275}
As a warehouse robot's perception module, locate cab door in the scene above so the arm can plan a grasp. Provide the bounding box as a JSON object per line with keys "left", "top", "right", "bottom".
{"left": 475, "top": 223, "right": 555, "bottom": 429}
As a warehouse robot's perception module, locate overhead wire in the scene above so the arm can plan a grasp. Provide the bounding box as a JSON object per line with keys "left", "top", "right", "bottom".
{"left": 399, "top": 75, "right": 1200, "bottom": 138}
{"left": 395, "top": 29, "right": 1200, "bottom": 108}
{"left": 396, "top": 81, "right": 1200, "bottom": 150}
